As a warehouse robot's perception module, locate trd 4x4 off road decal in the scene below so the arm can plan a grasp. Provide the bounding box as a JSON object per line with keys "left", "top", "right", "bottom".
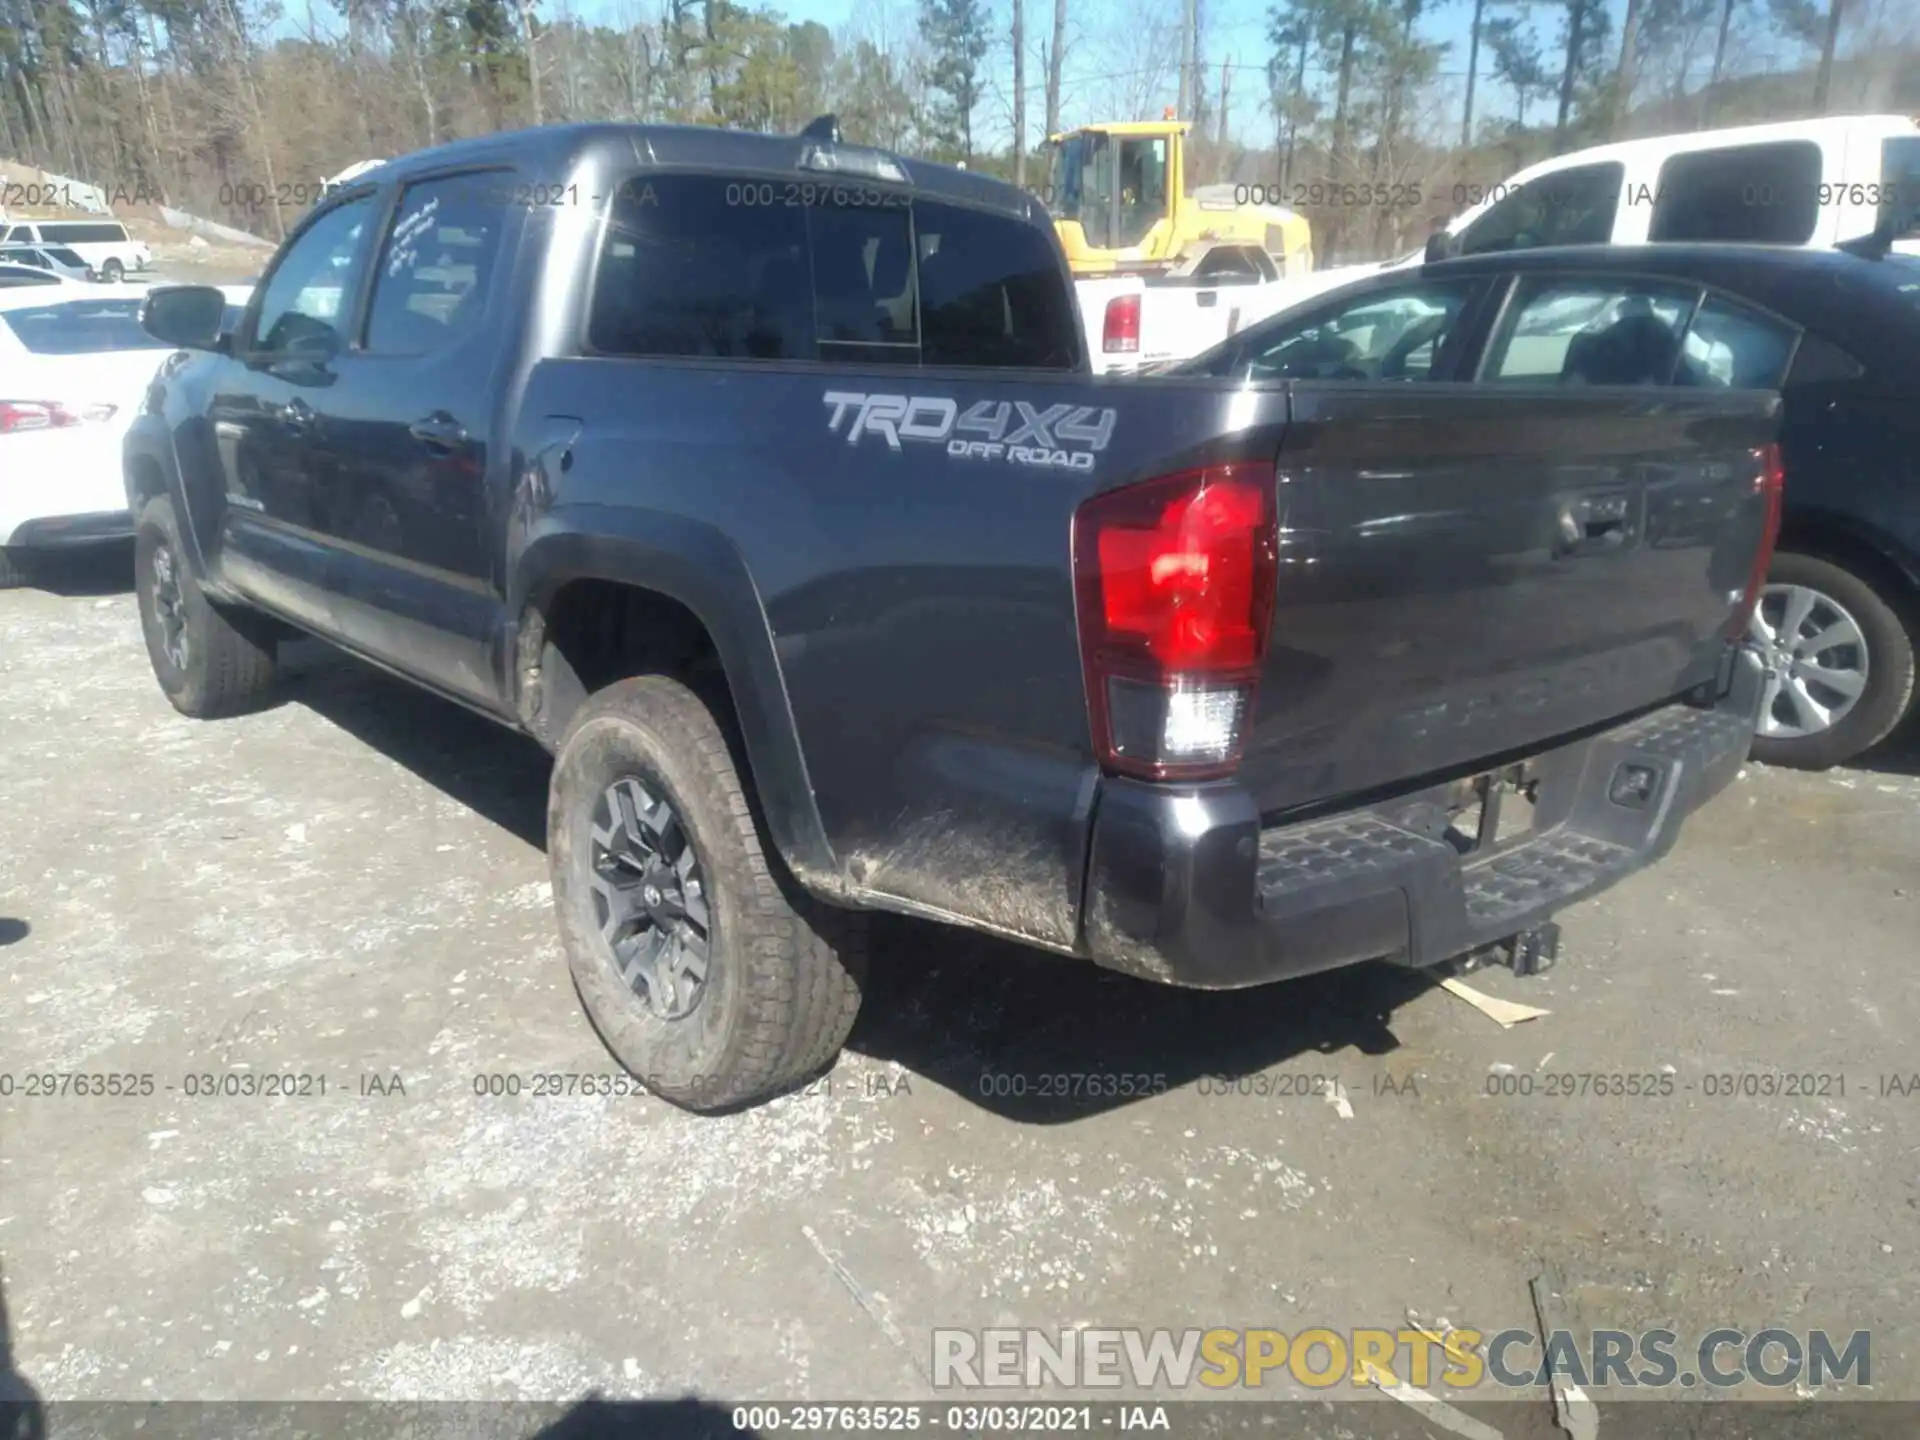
{"left": 823, "top": 392, "right": 1117, "bottom": 472}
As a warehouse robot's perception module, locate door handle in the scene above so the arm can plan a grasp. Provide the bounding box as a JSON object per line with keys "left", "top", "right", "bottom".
{"left": 281, "top": 398, "right": 316, "bottom": 434}
{"left": 1555, "top": 494, "right": 1633, "bottom": 554}
{"left": 409, "top": 412, "right": 468, "bottom": 454}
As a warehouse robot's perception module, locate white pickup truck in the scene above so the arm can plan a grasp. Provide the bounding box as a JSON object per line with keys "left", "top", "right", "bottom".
{"left": 1074, "top": 252, "right": 1416, "bottom": 374}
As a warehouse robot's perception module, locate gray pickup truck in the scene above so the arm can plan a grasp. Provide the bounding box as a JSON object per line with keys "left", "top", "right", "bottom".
{"left": 125, "top": 120, "right": 1779, "bottom": 1111}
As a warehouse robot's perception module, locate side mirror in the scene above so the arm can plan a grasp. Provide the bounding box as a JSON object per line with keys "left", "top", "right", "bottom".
{"left": 142, "top": 285, "right": 228, "bottom": 351}
{"left": 1424, "top": 230, "right": 1460, "bottom": 264}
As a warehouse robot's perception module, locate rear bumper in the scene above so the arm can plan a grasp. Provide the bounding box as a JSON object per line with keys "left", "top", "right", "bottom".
{"left": 1081, "top": 648, "right": 1765, "bottom": 987}
{"left": 5, "top": 510, "right": 136, "bottom": 549}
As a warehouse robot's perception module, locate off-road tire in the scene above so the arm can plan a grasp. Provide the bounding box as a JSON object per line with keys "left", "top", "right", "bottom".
{"left": 0, "top": 547, "right": 28, "bottom": 589}
{"left": 134, "top": 496, "right": 279, "bottom": 717}
{"left": 1749, "top": 550, "right": 1915, "bottom": 771}
{"left": 548, "top": 674, "right": 866, "bottom": 1113}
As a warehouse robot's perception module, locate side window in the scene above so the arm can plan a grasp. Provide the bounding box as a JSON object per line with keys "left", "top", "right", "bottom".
{"left": 1485, "top": 277, "right": 1696, "bottom": 385}
{"left": 248, "top": 196, "right": 373, "bottom": 356}
{"left": 1650, "top": 142, "right": 1822, "bottom": 245}
{"left": 589, "top": 175, "right": 811, "bottom": 360}
{"left": 0, "top": 227, "right": 22, "bottom": 244}
{"left": 1676, "top": 294, "right": 1797, "bottom": 389}
{"left": 1230, "top": 281, "right": 1478, "bottom": 381}
{"left": 1456, "top": 162, "right": 1624, "bottom": 255}
{"left": 364, "top": 174, "right": 509, "bottom": 355}
{"left": 918, "top": 200, "right": 1079, "bottom": 369}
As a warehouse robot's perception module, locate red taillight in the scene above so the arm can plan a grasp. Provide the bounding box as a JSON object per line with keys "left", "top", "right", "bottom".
{"left": 1102, "top": 293, "right": 1141, "bottom": 354}
{"left": 1726, "top": 441, "right": 1785, "bottom": 640}
{"left": 0, "top": 400, "right": 115, "bottom": 435}
{"left": 1072, "top": 463, "right": 1279, "bottom": 780}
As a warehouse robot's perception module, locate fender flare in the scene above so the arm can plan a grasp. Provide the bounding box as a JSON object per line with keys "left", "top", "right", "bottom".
{"left": 122, "top": 419, "right": 211, "bottom": 576}
{"left": 511, "top": 509, "right": 845, "bottom": 897}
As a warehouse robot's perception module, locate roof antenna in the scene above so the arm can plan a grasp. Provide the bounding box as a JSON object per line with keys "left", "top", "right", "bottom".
{"left": 799, "top": 115, "right": 842, "bottom": 143}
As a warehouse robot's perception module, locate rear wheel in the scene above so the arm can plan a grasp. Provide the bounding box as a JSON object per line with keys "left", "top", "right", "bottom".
{"left": 1748, "top": 551, "right": 1915, "bottom": 770}
{"left": 134, "top": 496, "right": 279, "bottom": 717}
{"left": 101, "top": 259, "right": 124, "bottom": 283}
{"left": 548, "top": 675, "right": 866, "bottom": 1113}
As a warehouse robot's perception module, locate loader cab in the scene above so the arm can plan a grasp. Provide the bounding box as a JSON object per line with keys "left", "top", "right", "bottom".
{"left": 1046, "top": 122, "right": 1184, "bottom": 263}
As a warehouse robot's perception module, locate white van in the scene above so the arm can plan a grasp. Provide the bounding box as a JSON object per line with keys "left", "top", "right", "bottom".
{"left": 1431, "top": 113, "right": 1920, "bottom": 259}
{"left": 0, "top": 219, "right": 152, "bottom": 281}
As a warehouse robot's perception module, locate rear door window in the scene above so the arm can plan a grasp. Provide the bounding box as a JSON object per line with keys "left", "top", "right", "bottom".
{"left": 587, "top": 175, "right": 1076, "bottom": 370}
{"left": 1650, "top": 141, "right": 1823, "bottom": 244}
{"left": 1455, "top": 162, "right": 1624, "bottom": 255}
{"left": 1484, "top": 276, "right": 1698, "bottom": 385}
{"left": 363, "top": 172, "right": 510, "bottom": 355}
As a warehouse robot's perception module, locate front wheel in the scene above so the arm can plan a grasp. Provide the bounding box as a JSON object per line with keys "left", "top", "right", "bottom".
{"left": 548, "top": 675, "right": 866, "bottom": 1113}
{"left": 101, "top": 259, "right": 124, "bottom": 283}
{"left": 134, "top": 497, "right": 279, "bottom": 717}
{"left": 1747, "top": 551, "right": 1916, "bottom": 770}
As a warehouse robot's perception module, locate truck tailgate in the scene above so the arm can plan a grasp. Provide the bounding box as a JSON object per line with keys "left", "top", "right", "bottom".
{"left": 1239, "top": 383, "right": 1781, "bottom": 818}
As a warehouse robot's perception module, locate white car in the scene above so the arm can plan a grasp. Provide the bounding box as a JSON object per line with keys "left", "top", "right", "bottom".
{"left": 0, "top": 288, "right": 241, "bottom": 587}
{"left": 0, "top": 219, "right": 153, "bottom": 282}
{"left": 0, "top": 243, "right": 99, "bottom": 282}
{"left": 0, "top": 261, "right": 78, "bottom": 290}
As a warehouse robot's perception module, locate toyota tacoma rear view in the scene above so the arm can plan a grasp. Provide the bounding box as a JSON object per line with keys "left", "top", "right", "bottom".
{"left": 124, "top": 119, "right": 1782, "bottom": 1111}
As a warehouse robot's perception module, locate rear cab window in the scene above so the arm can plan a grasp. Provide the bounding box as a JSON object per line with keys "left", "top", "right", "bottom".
{"left": 585, "top": 173, "right": 1078, "bottom": 370}
{"left": 1649, "top": 141, "right": 1825, "bottom": 245}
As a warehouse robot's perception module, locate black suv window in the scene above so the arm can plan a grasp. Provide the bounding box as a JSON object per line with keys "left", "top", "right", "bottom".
{"left": 587, "top": 175, "right": 1075, "bottom": 370}
{"left": 1456, "top": 162, "right": 1623, "bottom": 255}
{"left": 1650, "top": 141, "right": 1823, "bottom": 245}
{"left": 249, "top": 197, "right": 373, "bottom": 355}
{"left": 364, "top": 173, "right": 508, "bottom": 355}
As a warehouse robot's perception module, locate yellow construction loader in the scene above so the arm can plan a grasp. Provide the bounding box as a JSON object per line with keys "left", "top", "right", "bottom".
{"left": 1041, "top": 117, "right": 1314, "bottom": 282}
